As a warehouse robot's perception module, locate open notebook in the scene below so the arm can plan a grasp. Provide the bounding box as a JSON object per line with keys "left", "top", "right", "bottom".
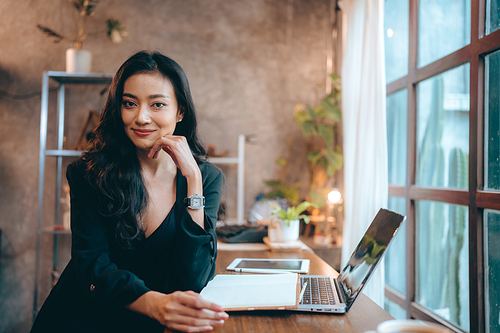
{"left": 200, "top": 273, "right": 300, "bottom": 311}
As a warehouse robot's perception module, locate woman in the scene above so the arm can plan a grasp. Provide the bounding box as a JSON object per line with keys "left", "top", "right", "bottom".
{"left": 31, "top": 51, "right": 227, "bottom": 333}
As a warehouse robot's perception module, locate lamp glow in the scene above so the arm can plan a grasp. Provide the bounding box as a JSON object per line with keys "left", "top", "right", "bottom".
{"left": 327, "top": 189, "right": 341, "bottom": 204}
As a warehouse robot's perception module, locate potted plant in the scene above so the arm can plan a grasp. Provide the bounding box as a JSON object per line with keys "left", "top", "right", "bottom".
{"left": 37, "top": 0, "right": 128, "bottom": 73}
{"left": 269, "top": 201, "right": 317, "bottom": 243}
{"left": 293, "top": 74, "right": 343, "bottom": 208}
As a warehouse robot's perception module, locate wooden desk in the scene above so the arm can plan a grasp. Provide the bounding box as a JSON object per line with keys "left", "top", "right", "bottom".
{"left": 208, "top": 249, "right": 393, "bottom": 333}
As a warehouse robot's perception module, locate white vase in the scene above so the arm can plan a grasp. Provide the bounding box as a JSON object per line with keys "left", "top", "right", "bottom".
{"left": 277, "top": 219, "right": 300, "bottom": 243}
{"left": 66, "top": 48, "right": 92, "bottom": 73}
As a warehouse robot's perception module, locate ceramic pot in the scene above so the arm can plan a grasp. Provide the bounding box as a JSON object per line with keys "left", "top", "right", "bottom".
{"left": 277, "top": 219, "right": 300, "bottom": 242}
{"left": 66, "top": 48, "right": 92, "bottom": 73}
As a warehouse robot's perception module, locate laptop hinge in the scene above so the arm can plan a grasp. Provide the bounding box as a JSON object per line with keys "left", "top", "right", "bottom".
{"left": 334, "top": 278, "right": 347, "bottom": 304}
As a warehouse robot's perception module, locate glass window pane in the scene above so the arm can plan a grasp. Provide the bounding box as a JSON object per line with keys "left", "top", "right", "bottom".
{"left": 384, "top": 0, "right": 409, "bottom": 83}
{"left": 485, "top": 50, "right": 500, "bottom": 190}
{"left": 384, "top": 298, "right": 407, "bottom": 320}
{"left": 416, "top": 64, "right": 470, "bottom": 189}
{"left": 416, "top": 200, "right": 469, "bottom": 331}
{"left": 385, "top": 197, "right": 406, "bottom": 295}
{"left": 418, "top": 0, "right": 471, "bottom": 68}
{"left": 485, "top": 209, "right": 500, "bottom": 333}
{"left": 487, "top": 0, "right": 500, "bottom": 34}
{"left": 387, "top": 89, "right": 408, "bottom": 186}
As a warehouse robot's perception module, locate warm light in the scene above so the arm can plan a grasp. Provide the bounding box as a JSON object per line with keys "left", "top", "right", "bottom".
{"left": 387, "top": 28, "right": 394, "bottom": 38}
{"left": 327, "top": 189, "right": 342, "bottom": 204}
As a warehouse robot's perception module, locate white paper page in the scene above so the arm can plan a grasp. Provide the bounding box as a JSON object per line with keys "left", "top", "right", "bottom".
{"left": 200, "top": 273, "right": 298, "bottom": 309}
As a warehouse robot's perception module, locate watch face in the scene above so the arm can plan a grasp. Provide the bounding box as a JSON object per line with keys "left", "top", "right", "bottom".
{"left": 192, "top": 198, "right": 202, "bottom": 206}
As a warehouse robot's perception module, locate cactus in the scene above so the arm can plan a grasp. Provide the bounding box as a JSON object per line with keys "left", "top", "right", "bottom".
{"left": 416, "top": 76, "right": 447, "bottom": 310}
{"left": 444, "top": 147, "right": 468, "bottom": 325}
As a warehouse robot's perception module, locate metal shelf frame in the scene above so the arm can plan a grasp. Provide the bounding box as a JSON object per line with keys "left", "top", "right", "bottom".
{"left": 208, "top": 134, "right": 246, "bottom": 223}
{"left": 33, "top": 71, "right": 114, "bottom": 319}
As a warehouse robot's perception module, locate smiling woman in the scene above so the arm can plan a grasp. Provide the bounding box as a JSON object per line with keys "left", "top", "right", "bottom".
{"left": 30, "top": 51, "right": 227, "bottom": 333}
{"left": 121, "top": 73, "right": 183, "bottom": 153}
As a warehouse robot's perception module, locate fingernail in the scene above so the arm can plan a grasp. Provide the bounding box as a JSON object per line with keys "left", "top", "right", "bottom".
{"left": 220, "top": 312, "right": 229, "bottom": 319}
{"left": 204, "top": 326, "right": 213, "bottom": 331}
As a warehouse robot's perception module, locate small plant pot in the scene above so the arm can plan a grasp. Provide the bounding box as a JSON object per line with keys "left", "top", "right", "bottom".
{"left": 271, "top": 219, "right": 299, "bottom": 243}
{"left": 66, "top": 48, "right": 92, "bottom": 73}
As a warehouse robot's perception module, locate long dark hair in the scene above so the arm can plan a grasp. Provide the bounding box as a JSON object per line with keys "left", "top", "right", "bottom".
{"left": 83, "top": 51, "right": 207, "bottom": 249}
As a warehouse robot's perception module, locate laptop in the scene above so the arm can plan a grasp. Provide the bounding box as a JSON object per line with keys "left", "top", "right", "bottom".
{"left": 296, "top": 208, "right": 406, "bottom": 313}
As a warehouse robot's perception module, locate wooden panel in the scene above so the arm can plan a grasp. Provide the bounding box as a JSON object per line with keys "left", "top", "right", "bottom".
{"left": 407, "top": 0, "right": 418, "bottom": 319}
{"left": 385, "top": 285, "right": 406, "bottom": 310}
{"left": 478, "top": 29, "right": 500, "bottom": 55}
{"left": 414, "top": 46, "right": 471, "bottom": 84}
{"left": 410, "top": 303, "right": 463, "bottom": 332}
{"left": 388, "top": 186, "right": 406, "bottom": 198}
{"left": 387, "top": 77, "right": 407, "bottom": 95}
{"left": 476, "top": 191, "right": 500, "bottom": 210}
{"left": 409, "top": 187, "right": 469, "bottom": 206}
{"left": 469, "top": 0, "right": 483, "bottom": 329}
{"left": 193, "top": 249, "right": 395, "bottom": 333}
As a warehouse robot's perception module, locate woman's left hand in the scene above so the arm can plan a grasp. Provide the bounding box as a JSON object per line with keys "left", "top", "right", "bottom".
{"left": 148, "top": 135, "right": 200, "bottom": 179}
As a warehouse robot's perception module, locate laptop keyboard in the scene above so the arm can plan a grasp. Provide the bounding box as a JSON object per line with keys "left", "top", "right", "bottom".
{"left": 300, "top": 276, "right": 336, "bottom": 305}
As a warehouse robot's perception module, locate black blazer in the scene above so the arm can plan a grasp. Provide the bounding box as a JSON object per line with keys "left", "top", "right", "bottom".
{"left": 31, "top": 158, "right": 223, "bottom": 333}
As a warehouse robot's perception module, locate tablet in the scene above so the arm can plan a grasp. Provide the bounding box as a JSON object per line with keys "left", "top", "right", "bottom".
{"left": 226, "top": 258, "right": 310, "bottom": 274}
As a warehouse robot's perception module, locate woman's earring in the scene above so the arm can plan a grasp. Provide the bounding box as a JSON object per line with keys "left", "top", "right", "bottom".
{"left": 177, "top": 118, "right": 183, "bottom": 123}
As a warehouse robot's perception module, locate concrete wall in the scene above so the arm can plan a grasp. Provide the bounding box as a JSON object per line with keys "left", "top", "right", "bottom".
{"left": 0, "top": 0, "right": 332, "bottom": 331}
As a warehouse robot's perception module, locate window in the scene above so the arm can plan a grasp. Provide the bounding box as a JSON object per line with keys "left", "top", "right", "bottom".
{"left": 383, "top": 0, "right": 500, "bottom": 331}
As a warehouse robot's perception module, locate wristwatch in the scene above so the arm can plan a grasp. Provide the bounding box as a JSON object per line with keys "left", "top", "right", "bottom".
{"left": 183, "top": 194, "right": 205, "bottom": 209}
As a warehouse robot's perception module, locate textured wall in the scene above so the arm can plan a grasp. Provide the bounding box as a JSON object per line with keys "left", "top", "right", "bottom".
{"left": 0, "top": 0, "right": 331, "bottom": 331}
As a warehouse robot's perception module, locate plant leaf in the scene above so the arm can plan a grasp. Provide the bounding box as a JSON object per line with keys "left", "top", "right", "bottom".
{"left": 299, "top": 214, "right": 310, "bottom": 224}
{"left": 310, "top": 188, "right": 326, "bottom": 208}
{"left": 317, "top": 123, "right": 334, "bottom": 150}
{"left": 306, "top": 105, "right": 317, "bottom": 121}
{"left": 295, "top": 201, "right": 317, "bottom": 215}
{"left": 307, "top": 151, "right": 322, "bottom": 164}
{"left": 300, "top": 120, "right": 316, "bottom": 137}
{"left": 325, "top": 149, "right": 343, "bottom": 175}
{"left": 293, "top": 107, "right": 310, "bottom": 124}
{"left": 37, "top": 25, "right": 65, "bottom": 42}
{"left": 322, "top": 97, "right": 342, "bottom": 122}
{"left": 276, "top": 158, "right": 288, "bottom": 166}
{"left": 264, "top": 180, "right": 282, "bottom": 187}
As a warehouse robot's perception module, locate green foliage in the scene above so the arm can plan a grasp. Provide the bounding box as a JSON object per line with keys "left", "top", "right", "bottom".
{"left": 263, "top": 75, "right": 343, "bottom": 208}
{"left": 293, "top": 74, "right": 343, "bottom": 177}
{"left": 271, "top": 201, "right": 318, "bottom": 226}
{"left": 263, "top": 180, "right": 300, "bottom": 206}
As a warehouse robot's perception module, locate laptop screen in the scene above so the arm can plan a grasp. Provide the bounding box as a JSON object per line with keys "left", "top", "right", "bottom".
{"left": 337, "top": 208, "right": 405, "bottom": 311}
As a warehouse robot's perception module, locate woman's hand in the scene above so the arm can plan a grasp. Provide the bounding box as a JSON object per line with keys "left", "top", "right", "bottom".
{"left": 148, "top": 135, "right": 200, "bottom": 180}
{"left": 155, "top": 291, "right": 228, "bottom": 332}
{"left": 148, "top": 135, "right": 205, "bottom": 228}
{"left": 129, "top": 290, "right": 228, "bottom": 332}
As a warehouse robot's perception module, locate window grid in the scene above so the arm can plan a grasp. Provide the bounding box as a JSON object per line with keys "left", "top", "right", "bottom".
{"left": 384, "top": 0, "right": 500, "bottom": 332}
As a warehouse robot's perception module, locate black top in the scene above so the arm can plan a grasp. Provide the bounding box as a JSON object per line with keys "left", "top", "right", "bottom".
{"left": 31, "top": 159, "right": 223, "bottom": 333}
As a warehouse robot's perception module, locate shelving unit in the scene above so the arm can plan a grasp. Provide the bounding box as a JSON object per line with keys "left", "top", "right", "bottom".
{"left": 208, "top": 134, "right": 246, "bottom": 223}
{"left": 33, "top": 71, "right": 114, "bottom": 318}
{"left": 33, "top": 71, "right": 246, "bottom": 318}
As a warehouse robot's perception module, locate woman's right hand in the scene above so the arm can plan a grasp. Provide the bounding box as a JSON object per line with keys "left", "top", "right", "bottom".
{"left": 141, "top": 290, "right": 228, "bottom": 332}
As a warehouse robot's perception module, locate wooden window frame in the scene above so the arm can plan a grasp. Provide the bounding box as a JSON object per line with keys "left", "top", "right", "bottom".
{"left": 384, "top": 0, "right": 500, "bottom": 332}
